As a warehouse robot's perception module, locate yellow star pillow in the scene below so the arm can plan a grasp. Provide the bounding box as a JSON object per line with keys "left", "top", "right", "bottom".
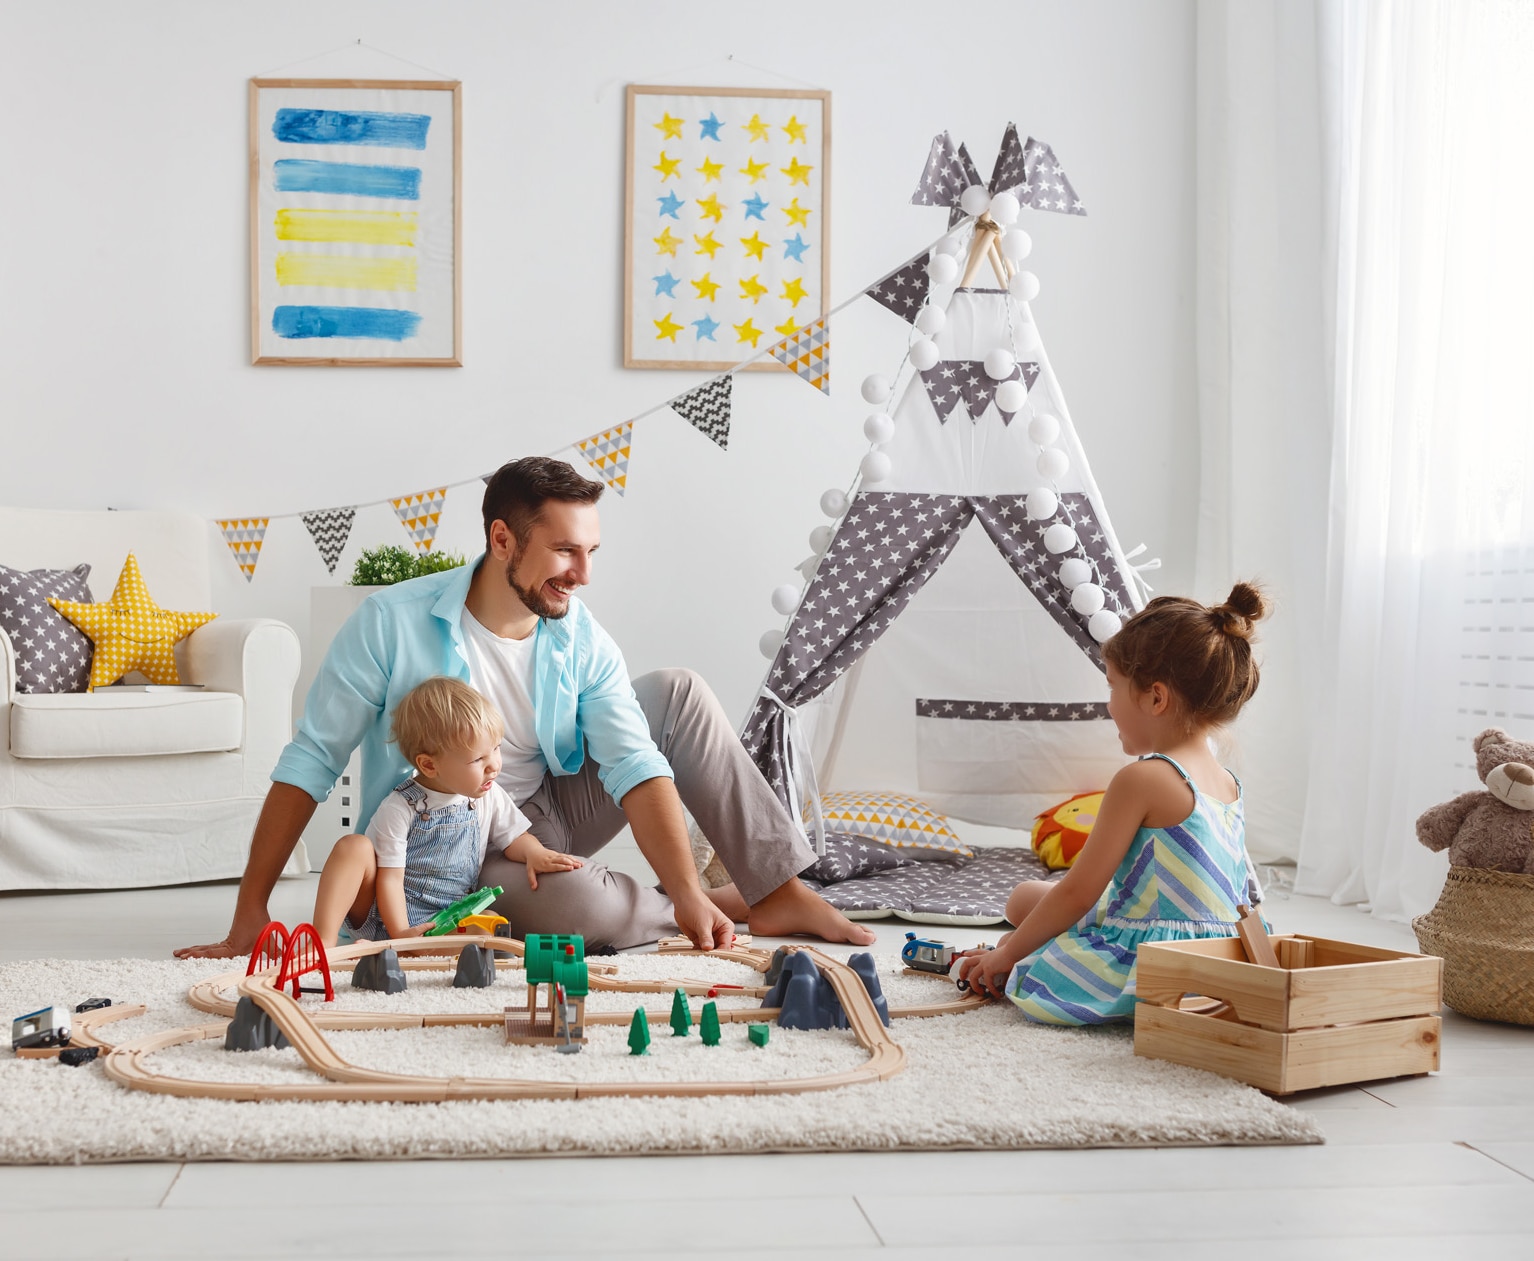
{"left": 47, "top": 552, "right": 217, "bottom": 691}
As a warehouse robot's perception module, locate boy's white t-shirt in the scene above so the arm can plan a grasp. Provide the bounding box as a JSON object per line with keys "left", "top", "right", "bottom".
{"left": 459, "top": 609, "right": 547, "bottom": 804}
{"left": 366, "top": 781, "right": 531, "bottom": 869}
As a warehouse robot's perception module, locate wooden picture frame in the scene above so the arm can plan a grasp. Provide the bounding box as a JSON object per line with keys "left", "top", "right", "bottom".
{"left": 624, "top": 85, "right": 831, "bottom": 371}
{"left": 249, "top": 78, "right": 462, "bottom": 366}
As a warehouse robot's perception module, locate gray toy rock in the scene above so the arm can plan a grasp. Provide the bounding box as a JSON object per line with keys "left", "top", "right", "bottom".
{"left": 351, "top": 947, "right": 408, "bottom": 993}
{"left": 761, "top": 949, "right": 889, "bottom": 1030}
{"left": 453, "top": 943, "right": 497, "bottom": 988}
{"left": 224, "top": 995, "right": 290, "bottom": 1051}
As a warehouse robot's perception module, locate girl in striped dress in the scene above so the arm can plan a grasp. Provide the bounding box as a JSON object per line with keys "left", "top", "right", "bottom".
{"left": 956, "top": 583, "right": 1269, "bottom": 1024}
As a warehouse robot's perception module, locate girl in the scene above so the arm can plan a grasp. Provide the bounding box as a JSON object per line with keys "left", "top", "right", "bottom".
{"left": 956, "top": 583, "right": 1268, "bottom": 1023}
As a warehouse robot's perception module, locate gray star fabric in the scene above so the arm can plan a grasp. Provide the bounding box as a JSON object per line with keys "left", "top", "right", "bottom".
{"left": 988, "top": 122, "right": 1029, "bottom": 196}
{"left": 0, "top": 563, "right": 93, "bottom": 694}
{"left": 910, "top": 132, "right": 969, "bottom": 212}
{"left": 671, "top": 375, "right": 732, "bottom": 449}
{"left": 917, "top": 360, "right": 1039, "bottom": 423}
{"left": 742, "top": 492, "right": 1135, "bottom": 818}
{"left": 802, "top": 846, "right": 1063, "bottom": 923}
{"left": 916, "top": 699, "right": 1111, "bottom": 722}
{"left": 302, "top": 508, "right": 355, "bottom": 576}
{"left": 866, "top": 256, "right": 931, "bottom": 325}
{"left": 1021, "top": 136, "right": 1087, "bottom": 216}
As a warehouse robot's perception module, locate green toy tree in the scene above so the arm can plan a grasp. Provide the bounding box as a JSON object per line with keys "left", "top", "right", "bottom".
{"left": 700, "top": 1000, "right": 721, "bottom": 1046}
{"left": 669, "top": 988, "right": 692, "bottom": 1037}
{"left": 627, "top": 1007, "right": 650, "bottom": 1056}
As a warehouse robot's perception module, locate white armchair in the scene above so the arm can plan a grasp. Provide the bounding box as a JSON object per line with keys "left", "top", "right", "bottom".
{"left": 0, "top": 507, "right": 308, "bottom": 890}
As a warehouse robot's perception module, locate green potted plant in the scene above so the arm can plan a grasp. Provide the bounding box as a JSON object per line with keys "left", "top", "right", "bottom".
{"left": 348, "top": 544, "right": 466, "bottom": 586}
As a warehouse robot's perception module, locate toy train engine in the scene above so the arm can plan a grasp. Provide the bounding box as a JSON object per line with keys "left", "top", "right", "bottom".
{"left": 11, "top": 1005, "right": 70, "bottom": 1051}
{"left": 902, "top": 933, "right": 959, "bottom": 975}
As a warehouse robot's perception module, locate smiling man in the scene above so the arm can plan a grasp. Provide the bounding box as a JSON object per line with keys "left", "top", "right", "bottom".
{"left": 176, "top": 457, "right": 874, "bottom": 959}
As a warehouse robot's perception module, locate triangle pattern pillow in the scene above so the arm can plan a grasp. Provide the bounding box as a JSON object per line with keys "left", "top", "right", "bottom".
{"left": 813, "top": 791, "right": 973, "bottom": 861}
{"left": 0, "top": 563, "right": 94, "bottom": 694}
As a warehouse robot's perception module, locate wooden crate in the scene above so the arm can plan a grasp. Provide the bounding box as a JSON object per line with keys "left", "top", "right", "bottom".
{"left": 1133, "top": 934, "right": 1443, "bottom": 1094}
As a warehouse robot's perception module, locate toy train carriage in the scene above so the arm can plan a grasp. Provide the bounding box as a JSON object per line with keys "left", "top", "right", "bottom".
{"left": 11, "top": 1005, "right": 70, "bottom": 1051}
{"left": 902, "top": 933, "right": 958, "bottom": 974}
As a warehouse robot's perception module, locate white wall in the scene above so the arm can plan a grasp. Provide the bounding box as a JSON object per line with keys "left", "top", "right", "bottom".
{"left": 1, "top": 0, "right": 1197, "bottom": 737}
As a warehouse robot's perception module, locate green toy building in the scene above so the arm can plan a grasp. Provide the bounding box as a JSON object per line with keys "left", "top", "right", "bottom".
{"left": 523, "top": 934, "right": 588, "bottom": 997}
{"left": 748, "top": 1023, "right": 770, "bottom": 1047}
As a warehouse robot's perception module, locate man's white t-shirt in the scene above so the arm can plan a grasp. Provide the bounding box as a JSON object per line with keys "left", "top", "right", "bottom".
{"left": 459, "top": 609, "right": 547, "bottom": 804}
{"left": 366, "top": 781, "right": 531, "bottom": 869}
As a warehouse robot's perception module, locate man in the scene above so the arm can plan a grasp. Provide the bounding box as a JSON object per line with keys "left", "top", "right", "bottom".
{"left": 176, "top": 457, "right": 874, "bottom": 958}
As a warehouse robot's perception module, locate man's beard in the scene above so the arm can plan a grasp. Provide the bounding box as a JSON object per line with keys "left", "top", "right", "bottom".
{"left": 505, "top": 543, "right": 571, "bottom": 620}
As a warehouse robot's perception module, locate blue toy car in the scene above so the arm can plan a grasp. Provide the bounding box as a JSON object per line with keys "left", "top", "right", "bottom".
{"left": 901, "top": 932, "right": 958, "bottom": 974}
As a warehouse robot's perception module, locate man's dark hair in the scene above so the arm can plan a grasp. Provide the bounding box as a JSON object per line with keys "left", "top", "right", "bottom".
{"left": 481, "top": 456, "right": 604, "bottom": 548}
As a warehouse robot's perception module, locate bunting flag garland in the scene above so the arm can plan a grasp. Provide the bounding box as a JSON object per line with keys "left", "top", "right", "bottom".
{"left": 919, "top": 360, "right": 1040, "bottom": 424}
{"left": 1021, "top": 137, "right": 1086, "bottom": 216}
{"left": 670, "top": 375, "right": 733, "bottom": 450}
{"left": 576, "top": 422, "right": 634, "bottom": 496}
{"left": 866, "top": 256, "right": 931, "bottom": 324}
{"left": 216, "top": 518, "right": 269, "bottom": 582}
{"left": 988, "top": 122, "right": 1029, "bottom": 197}
{"left": 911, "top": 132, "right": 968, "bottom": 216}
{"left": 301, "top": 508, "right": 355, "bottom": 575}
{"left": 768, "top": 317, "right": 829, "bottom": 393}
{"left": 951, "top": 142, "right": 984, "bottom": 227}
{"left": 391, "top": 488, "right": 447, "bottom": 552}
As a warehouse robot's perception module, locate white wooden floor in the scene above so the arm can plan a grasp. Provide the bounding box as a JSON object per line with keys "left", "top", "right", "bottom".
{"left": 3, "top": 869, "right": 1533, "bottom": 1259}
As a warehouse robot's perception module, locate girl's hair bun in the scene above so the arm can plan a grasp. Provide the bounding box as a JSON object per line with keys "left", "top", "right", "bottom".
{"left": 1212, "top": 582, "right": 1267, "bottom": 640}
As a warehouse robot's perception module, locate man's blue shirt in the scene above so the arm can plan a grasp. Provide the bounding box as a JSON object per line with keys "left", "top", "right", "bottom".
{"left": 272, "top": 557, "right": 673, "bottom": 832}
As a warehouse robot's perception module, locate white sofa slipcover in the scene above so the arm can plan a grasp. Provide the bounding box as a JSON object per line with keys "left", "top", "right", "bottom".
{"left": 0, "top": 507, "right": 308, "bottom": 890}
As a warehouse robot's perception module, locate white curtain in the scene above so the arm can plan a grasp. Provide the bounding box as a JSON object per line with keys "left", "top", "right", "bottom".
{"left": 1295, "top": 0, "right": 1534, "bottom": 919}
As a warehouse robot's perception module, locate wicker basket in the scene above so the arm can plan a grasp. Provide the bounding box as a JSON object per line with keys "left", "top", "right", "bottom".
{"left": 1413, "top": 866, "right": 1534, "bottom": 1026}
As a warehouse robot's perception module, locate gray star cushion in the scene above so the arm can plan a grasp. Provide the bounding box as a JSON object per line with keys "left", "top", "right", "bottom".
{"left": 803, "top": 833, "right": 919, "bottom": 883}
{"left": 0, "top": 563, "right": 94, "bottom": 694}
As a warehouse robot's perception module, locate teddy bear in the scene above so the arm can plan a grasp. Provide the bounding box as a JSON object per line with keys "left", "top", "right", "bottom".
{"left": 1416, "top": 727, "right": 1534, "bottom": 874}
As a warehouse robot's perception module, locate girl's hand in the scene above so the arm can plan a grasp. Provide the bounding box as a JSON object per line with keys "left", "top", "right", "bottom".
{"left": 522, "top": 846, "right": 585, "bottom": 891}
{"left": 955, "top": 947, "right": 1014, "bottom": 1000}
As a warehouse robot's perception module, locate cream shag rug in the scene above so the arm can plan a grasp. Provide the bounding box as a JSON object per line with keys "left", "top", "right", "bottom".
{"left": 0, "top": 952, "right": 1320, "bottom": 1163}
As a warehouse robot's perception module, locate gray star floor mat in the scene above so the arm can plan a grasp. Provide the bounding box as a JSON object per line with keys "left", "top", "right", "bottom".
{"left": 803, "top": 846, "right": 1063, "bottom": 926}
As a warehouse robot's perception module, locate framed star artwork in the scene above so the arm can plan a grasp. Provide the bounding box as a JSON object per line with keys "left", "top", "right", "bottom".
{"left": 624, "top": 85, "right": 831, "bottom": 370}
{"left": 250, "top": 78, "right": 462, "bottom": 366}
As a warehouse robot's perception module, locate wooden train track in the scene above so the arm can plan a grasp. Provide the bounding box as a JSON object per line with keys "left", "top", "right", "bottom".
{"left": 99, "top": 937, "right": 982, "bottom": 1104}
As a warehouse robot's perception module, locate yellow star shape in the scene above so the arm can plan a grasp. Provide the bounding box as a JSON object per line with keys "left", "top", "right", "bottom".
{"left": 653, "top": 227, "right": 681, "bottom": 256}
{"left": 693, "top": 232, "right": 721, "bottom": 258}
{"left": 781, "top": 276, "right": 808, "bottom": 307}
{"left": 743, "top": 113, "right": 771, "bottom": 142}
{"left": 734, "top": 318, "right": 764, "bottom": 346}
{"left": 739, "top": 230, "right": 768, "bottom": 261}
{"left": 48, "top": 552, "right": 216, "bottom": 690}
{"left": 782, "top": 115, "right": 808, "bottom": 144}
{"left": 775, "top": 315, "right": 801, "bottom": 337}
{"left": 782, "top": 198, "right": 812, "bottom": 228}
{"left": 691, "top": 272, "right": 720, "bottom": 301}
{"left": 695, "top": 155, "right": 724, "bottom": 183}
{"left": 781, "top": 157, "right": 814, "bottom": 186}
{"left": 739, "top": 157, "right": 770, "bottom": 184}
{"left": 653, "top": 312, "right": 684, "bottom": 341}
{"left": 653, "top": 112, "right": 684, "bottom": 140}
{"left": 696, "top": 193, "right": 725, "bottom": 223}
{"left": 739, "top": 274, "right": 768, "bottom": 304}
{"left": 653, "top": 150, "right": 681, "bottom": 181}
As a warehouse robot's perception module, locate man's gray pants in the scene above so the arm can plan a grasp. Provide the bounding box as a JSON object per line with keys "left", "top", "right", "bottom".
{"left": 478, "top": 668, "right": 815, "bottom": 950}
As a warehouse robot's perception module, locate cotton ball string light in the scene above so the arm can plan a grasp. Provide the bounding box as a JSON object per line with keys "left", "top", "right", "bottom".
{"left": 1089, "top": 609, "right": 1123, "bottom": 643}
{"left": 819, "top": 488, "right": 849, "bottom": 518}
{"left": 959, "top": 185, "right": 991, "bottom": 217}
{"left": 771, "top": 584, "right": 800, "bottom": 616}
{"left": 759, "top": 629, "right": 785, "bottom": 659}
{"left": 989, "top": 191, "right": 1021, "bottom": 225}
{"left": 809, "top": 525, "right": 834, "bottom": 554}
{"left": 1000, "top": 228, "right": 1033, "bottom": 262}
{"left": 796, "top": 555, "right": 820, "bottom": 581}
{"left": 983, "top": 348, "right": 1017, "bottom": 381}
{"left": 860, "top": 450, "right": 892, "bottom": 482}
{"left": 908, "top": 337, "right": 940, "bottom": 371}
{"left": 1037, "top": 448, "right": 1070, "bottom": 481}
{"left": 1057, "top": 558, "right": 1090, "bottom": 588}
{"left": 926, "top": 253, "right": 959, "bottom": 286}
{"left": 1028, "top": 413, "right": 1061, "bottom": 445}
{"left": 1026, "top": 487, "right": 1059, "bottom": 520}
{"left": 863, "top": 412, "right": 896, "bottom": 443}
{"left": 934, "top": 235, "right": 966, "bottom": 257}
{"left": 914, "top": 305, "right": 946, "bottom": 336}
{"left": 1044, "top": 522, "right": 1079, "bottom": 554}
{"left": 1069, "top": 583, "right": 1106, "bottom": 617}
{"left": 1009, "top": 270, "right": 1041, "bottom": 302}
{"left": 994, "top": 379, "right": 1028, "bottom": 413}
{"left": 861, "top": 374, "right": 892, "bottom": 404}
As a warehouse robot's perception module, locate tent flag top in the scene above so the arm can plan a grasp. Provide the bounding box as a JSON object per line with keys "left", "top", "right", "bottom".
{"left": 744, "top": 125, "right": 1153, "bottom": 849}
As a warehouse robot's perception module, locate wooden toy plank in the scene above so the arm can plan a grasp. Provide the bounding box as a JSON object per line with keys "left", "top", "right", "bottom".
{"left": 1236, "top": 904, "right": 1281, "bottom": 969}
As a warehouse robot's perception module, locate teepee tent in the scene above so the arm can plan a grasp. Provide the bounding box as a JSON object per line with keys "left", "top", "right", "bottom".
{"left": 743, "top": 126, "right": 1152, "bottom": 841}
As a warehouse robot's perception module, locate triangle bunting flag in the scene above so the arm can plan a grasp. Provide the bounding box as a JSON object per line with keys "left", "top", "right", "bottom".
{"left": 768, "top": 317, "right": 830, "bottom": 394}
{"left": 919, "top": 360, "right": 1040, "bottom": 424}
{"left": 391, "top": 488, "right": 447, "bottom": 552}
{"left": 576, "top": 422, "right": 634, "bottom": 496}
{"left": 671, "top": 376, "right": 732, "bottom": 450}
{"left": 216, "top": 518, "right": 269, "bottom": 583}
{"left": 301, "top": 508, "right": 355, "bottom": 575}
{"left": 988, "top": 122, "right": 1029, "bottom": 197}
{"left": 866, "top": 256, "right": 931, "bottom": 324}
{"left": 1021, "top": 136, "right": 1087, "bottom": 216}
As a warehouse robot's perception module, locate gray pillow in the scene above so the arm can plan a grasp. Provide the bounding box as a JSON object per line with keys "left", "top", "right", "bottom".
{"left": 0, "top": 563, "right": 94, "bottom": 693}
{"left": 803, "top": 833, "right": 919, "bottom": 883}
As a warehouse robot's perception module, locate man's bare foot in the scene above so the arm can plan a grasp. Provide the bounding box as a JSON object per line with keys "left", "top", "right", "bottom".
{"left": 747, "top": 878, "right": 877, "bottom": 946}
{"left": 704, "top": 882, "right": 750, "bottom": 922}
{"left": 173, "top": 907, "right": 269, "bottom": 959}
